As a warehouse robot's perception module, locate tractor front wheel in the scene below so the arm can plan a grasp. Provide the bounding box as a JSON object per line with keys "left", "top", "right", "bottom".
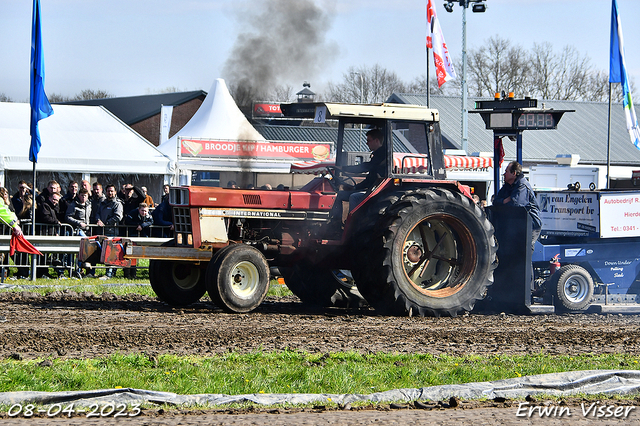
{"left": 205, "top": 244, "right": 270, "bottom": 313}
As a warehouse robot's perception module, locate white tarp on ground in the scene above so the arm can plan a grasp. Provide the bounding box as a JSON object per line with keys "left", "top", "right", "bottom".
{"left": 157, "top": 79, "right": 272, "bottom": 173}
{"left": 0, "top": 102, "right": 171, "bottom": 175}
{"left": 1, "top": 370, "right": 639, "bottom": 408}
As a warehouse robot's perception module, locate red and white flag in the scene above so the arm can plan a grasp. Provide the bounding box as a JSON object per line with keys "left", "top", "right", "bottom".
{"left": 427, "top": 0, "right": 456, "bottom": 87}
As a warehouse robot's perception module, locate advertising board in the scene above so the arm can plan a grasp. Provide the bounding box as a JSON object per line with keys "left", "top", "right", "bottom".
{"left": 179, "top": 138, "right": 332, "bottom": 162}
{"left": 536, "top": 191, "right": 599, "bottom": 237}
{"left": 599, "top": 192, "right": 640, "bottom": 238}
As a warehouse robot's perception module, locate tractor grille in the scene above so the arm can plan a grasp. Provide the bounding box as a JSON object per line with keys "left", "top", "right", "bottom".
{"left": 243, "top": 194, "right": 262, "bottom": 205}
{"left": 173, "top": 207, "right": 192, "bottom": 234}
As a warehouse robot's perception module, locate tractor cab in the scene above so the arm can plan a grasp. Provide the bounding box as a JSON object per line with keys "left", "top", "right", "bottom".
{"left": 282, "top": 102, "right": 447, "bottom": 186}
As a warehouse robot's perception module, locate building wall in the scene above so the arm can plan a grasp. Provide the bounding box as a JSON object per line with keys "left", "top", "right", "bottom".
{"left": 130, "top": 97, "right": 205, "bottom": 146}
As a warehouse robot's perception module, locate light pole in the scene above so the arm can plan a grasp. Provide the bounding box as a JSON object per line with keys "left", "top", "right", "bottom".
{"left": 444, "top": 0, "right": 487, "bottom": 154}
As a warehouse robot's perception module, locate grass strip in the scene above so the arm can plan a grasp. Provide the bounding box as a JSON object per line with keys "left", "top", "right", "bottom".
{"left": 1, "top": 351, "right": 639, "bottom": 395}
{"left": 0, "top": 273, "right": 292, "bottom": 299}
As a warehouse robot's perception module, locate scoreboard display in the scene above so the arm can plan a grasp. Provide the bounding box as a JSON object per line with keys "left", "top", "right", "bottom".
{"left": 516, "top": 112, "right": 557, "bottom": 129}
{"left": 482, "top": 110, "right": 570, "bottom": 130}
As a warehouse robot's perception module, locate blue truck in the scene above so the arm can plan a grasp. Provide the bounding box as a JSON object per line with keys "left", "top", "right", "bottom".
{"left": 532, "top": 189, "right": 640, "bottom": 312}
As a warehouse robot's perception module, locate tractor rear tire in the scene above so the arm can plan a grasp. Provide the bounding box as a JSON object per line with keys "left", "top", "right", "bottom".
{"left": 553, "top": 264, "right": 594, "bottom": 312}
{"left": 352, "top": 188, "right": 497, "bottom": 317}
{"left": 205, "top": 244, "right": 270, "bottom": 313}
{"left": 149, "top": 260, "right": 207, "bottom": 306}
{"left": 280, "top": 265, "right": 366, "bottom": 308}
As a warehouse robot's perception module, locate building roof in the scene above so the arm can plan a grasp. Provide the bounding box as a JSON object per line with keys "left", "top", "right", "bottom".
{"left": 387, "top": 93, "right": 640, "bottom": 166}
{"left": 58, "top": 91, "right": 207, "bottom": 125}
{"left": 296, "top": 87, "right": 315, "bottom": 96}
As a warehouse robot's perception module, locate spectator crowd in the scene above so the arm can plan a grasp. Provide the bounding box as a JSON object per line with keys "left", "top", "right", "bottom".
{"left": 2, "top": 180, "right": 172, "bottom": 236}
{"left": 0, "top": 180, "right": 173, "bottom": 279}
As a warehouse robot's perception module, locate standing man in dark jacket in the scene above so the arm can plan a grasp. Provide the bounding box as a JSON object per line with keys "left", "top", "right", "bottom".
{"left": 65, "top": 188, "right": 91, "bottom": 236}
{"left": 36, "top": 181, "right": 60, "bottom": 211}
{"left": 90, "top": 182, "right": 106, "bottom": 224}
{"left": 65, "top": 188, "right": 92, "bottom": 277}
{"left": 125, "top": 203, "right": 153, "bottom": 237}
{"left": 493, "top": 160, "right": 542, "bottom": 251}
{"left": 151, "top": 198, "right": 173, "bottom": 237}
{"left": 121, "top": 184, "right": 145, "bottom": 219}
{"left": 11, "top": 180, "right": 30, "bottom": 214}
{"left": 96, "top": 184, "right": 123, "bottom": 279}
{"left": 96, "top": 184, "right": 123, "bottom": 232}
{"left": 36, "top": 191, "right": 62, "bottom": 230}
{"left": 123, "top": 203, "right": 153, "bottom": 279}
{"left": 59, "top": 181, "right": 78, "bottom": 221}
{"left": 494, "top": 161, "right": 542, "bottom": 293}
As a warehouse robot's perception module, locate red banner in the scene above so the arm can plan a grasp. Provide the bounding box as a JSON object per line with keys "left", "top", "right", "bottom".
{"left": 180, "top": 139, "right": 332, "bottom": 161}
{"left": 253, "top": 103, "right": 282, "bottom": 117}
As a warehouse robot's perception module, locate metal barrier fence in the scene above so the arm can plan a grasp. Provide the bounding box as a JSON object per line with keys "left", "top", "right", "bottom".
{"left": 0, "top": 222, "right": 172, "bottom": 280}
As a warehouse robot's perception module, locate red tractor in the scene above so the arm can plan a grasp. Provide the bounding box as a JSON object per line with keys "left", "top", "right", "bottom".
{"left": 118, "top": 102, "right": 498, "bottom": 316}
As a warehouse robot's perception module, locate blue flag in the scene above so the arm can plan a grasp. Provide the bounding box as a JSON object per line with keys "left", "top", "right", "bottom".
{"left": 30, "top": 0, "right": 54, "bottom": 163}
{"left": 610, "top": 0, "right": 640, "bottom": 151}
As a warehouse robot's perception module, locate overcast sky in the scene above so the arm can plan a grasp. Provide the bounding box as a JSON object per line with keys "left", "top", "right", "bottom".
{"left": 1, "top": 0, "right": 639, "bottom": 102}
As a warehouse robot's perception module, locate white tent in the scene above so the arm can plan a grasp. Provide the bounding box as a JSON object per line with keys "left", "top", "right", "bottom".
{"left": 0, "top": 102, "right": 171, "bottom": 176}
{"left": 157, "top": 79, "right": 293, "bottom": 177}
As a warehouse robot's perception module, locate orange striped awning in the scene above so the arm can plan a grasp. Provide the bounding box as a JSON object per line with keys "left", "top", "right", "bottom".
{"left": 291, "top": 154, "right": 493, "bottom": 174}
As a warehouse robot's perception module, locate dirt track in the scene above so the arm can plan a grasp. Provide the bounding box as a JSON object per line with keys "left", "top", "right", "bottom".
{"left": 1, "top": 291, "right": 640, "bottom": 360}
{"left": 1, "top": 290, "right": 640, "bottom": 425}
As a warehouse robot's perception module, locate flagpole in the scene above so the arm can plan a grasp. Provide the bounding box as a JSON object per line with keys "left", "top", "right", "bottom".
{"left": 426, "top": 0, "right": 430, "bottom": 108}
{"left": 426, "top": 46, "right": 430, "bottom": 108}
{"left": 606, "top": 83, "right": 613, "bottom": 190}
{"left": 30, "top": 163, "right": 37, "bottom": 281}
{"left": 29, "top": 0, "right": 54, "bottom": 280}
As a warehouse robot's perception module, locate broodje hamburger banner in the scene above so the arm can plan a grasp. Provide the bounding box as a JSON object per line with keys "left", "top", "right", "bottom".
{"left": 179, "top": 138, "right": 332, "bottom": 161}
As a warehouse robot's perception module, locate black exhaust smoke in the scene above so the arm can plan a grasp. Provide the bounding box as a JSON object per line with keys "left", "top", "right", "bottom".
{"left": 222, "top": 0, "right": 337, "bottom": 108}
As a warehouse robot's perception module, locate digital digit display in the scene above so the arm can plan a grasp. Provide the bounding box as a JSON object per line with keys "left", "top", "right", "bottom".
{"left": 517, "top": 113, "right": 556, "bottom": 129}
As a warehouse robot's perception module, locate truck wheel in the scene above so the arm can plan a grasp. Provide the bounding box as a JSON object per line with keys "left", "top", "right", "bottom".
{"left": 279, "top": 265, "right": 366, "bottom": 308}
{"left": 149, "top": 260, "right": 206, "bottom": 306}
{"left": 554, "top": 264, "right": 594, "bottom": 312}
{"left": 205, "top": 244, "right": 270, "bottom": 313}
{"left": 353, "top": 188, "right": 497, "bottom": 317}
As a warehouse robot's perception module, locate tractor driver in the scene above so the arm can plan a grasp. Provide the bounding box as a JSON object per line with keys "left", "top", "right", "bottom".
{"left": 329, "top": 128, "right": 386, "bottom": 222}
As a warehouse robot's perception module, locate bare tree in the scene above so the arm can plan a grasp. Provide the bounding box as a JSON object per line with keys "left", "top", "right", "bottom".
{"left": 585, "top": 70, "right": 627, "bottom": 102}
{"left": 403, "top": 74, "right": 459, "bottom": 97}
{"left": 527, "top": 42, "right": 555, "bottom": 99}
{"left": 0, "top": 93, "right": 13, "bottom": 102}
{"left": 47, "top": 92, "right": 70, "bottom": 103}
{"left": 404, "top": 75, "right": 428, "bottom": 94}
{"left": 464, "top": 36, "right": 633, "bottom": 102}
{"left": 528, "top": 43, "right": 591, "bottom": 100}
{"left": 269, "top": 84, "right": 295, "bottom": 103}
{"left": 325, "top": 64, "right": 407, "bottom": 104}
{"left": 228, "top": 79, "right": 267, "bottom": 111}
{"left": 467, "top": 35, "right": 530, "bottom": 97}
{"left": 149, "top": 86, "right": 184, "bottom": 94}
{"left": 73, "top": 89, "right": 112, "bottom": 100}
